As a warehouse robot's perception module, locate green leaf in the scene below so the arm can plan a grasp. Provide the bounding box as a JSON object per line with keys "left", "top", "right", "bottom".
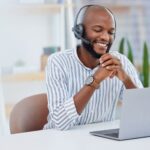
{"left": 119, "top": 37, "right": 125, "bottom": 54}
{"left": 127, "top": 39, "right": 134, "bottom": 64}
{"left": 142, "top": 42, "right": 149, "bottom": 87}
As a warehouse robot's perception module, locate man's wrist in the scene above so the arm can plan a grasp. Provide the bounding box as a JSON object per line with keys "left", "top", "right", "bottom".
{"left": 121, "top": 74, "right": 129, "bottom": 84}
{"left": 122, "top": 75, "right": 137, "bottom": 89}
{"left": 93, "top": 74, "right": 103, "bottom": 84}
{"left": 85, "top": 75, "right": 100, "bottom": 89}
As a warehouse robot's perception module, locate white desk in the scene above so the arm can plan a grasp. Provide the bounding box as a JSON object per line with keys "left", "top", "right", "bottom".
{"left": 1, "top": 120, "right": 150, "bottom": 150}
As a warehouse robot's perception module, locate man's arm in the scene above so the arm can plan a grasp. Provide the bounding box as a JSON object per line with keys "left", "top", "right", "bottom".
{"left": 99, "top": 53, "right": 143, "bottom": 89}
{"left": 120, "top": 71, "right": 138, "bottom": 89}
{"left": 74, "top": 66, "right": 113, "bottom": 114}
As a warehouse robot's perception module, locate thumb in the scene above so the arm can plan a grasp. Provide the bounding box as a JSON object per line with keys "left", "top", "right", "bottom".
{"left": 109, "top": 71, "right": 116, "bottom": 78}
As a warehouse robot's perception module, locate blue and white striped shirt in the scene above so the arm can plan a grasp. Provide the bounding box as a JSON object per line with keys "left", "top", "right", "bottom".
{"left": 44, "top": 49, "right": 143, "bottom": 130}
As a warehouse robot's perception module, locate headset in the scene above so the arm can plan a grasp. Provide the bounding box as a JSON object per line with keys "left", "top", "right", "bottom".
{"left": 72, "top": 4, "right": 116, "bottom": 46}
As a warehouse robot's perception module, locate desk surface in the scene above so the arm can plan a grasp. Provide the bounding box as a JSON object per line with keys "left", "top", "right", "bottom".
{"left": 1, "top": 120, "right": 150, "bottom": 150}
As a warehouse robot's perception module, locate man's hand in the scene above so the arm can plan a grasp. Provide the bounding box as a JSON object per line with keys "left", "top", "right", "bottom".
{"left": 99, "top": 53, "right": 128, "bottom": 82}
{"left": 94, "top": 65, "right": 114, "bottom": 83}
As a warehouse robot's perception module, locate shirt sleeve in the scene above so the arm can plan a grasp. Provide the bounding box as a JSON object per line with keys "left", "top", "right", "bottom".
{"left": 123, "top": 55, "right": 143, "bottom": 88}
{"left": 118, "top": 54, "right": 143, "bottom": 100}
{"left": 45, "top": 56, "right": 79, "bottom": 130}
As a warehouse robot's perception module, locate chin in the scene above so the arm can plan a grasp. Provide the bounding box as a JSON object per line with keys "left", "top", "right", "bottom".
{"left": 96, "top": 49, "right": 107, "bottom": 55}
{"left": 82, "top": 41, "right": 109, "bottom": 59}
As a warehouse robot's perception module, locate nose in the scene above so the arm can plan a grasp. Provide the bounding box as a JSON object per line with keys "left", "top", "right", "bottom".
{"left": 100, "top": 31, "right": 109, "bottom": 41}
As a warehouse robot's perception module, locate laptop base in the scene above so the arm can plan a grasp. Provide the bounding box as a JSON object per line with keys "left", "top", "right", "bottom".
{"left": 90, "top": 128, "right": 121, "bottom": 141}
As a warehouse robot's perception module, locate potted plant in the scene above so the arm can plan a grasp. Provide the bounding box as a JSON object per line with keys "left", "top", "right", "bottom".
{"left": 118, "top": 38, "right": 149, "bottom": 87}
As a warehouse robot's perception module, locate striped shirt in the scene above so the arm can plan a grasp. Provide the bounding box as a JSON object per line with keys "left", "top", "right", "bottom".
{"left": 43, "top": 48, "right": 143, "bottom": 130}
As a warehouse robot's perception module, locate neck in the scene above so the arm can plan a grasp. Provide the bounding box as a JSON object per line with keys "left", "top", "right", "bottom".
{"left": 77, "top": 46, "right": 99, "bottom": 69}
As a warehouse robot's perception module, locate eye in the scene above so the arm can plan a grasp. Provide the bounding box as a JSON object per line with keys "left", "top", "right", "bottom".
{"left": 108, "top": 31, "right": 115, "bottom": 35}
{"left": 92, "top": 27, "right": 102, "bottom": 32}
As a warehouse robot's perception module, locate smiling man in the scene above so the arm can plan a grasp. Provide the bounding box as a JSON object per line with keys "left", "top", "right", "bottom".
{"left": 44, "top": 5, "right": 143, "bottom": 130}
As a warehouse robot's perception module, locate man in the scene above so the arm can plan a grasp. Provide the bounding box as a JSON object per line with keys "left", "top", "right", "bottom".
{"left": 43, "top": 5, "right": 143, "bottom": 131}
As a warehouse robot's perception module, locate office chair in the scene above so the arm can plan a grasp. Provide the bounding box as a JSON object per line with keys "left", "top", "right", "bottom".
{"left": 9, "top": 93, "right": 48, "bottom": 134}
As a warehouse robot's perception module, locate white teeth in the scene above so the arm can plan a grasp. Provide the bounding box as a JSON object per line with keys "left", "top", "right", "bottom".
{"left": 96, "top": 43, "right": 107, "bottom": 47}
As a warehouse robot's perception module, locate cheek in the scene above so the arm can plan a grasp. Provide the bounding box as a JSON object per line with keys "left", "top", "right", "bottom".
{"left": 85, "top": 31, "right": 99, "bottom": 40}
{"left": 84, "top": 28, "right": 98, "bottom": 39}
{"left": 105, "top": 34, "right": 115, "bottom": 43}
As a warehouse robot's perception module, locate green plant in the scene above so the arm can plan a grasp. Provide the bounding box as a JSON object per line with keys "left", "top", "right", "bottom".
{"left": 119, "top": 37, "right": 125, "bottom": 54}
{"left": 118, "top": 38, "right": 149, "bottom": 87}
{"left": 142, "top": 42, "right": 149, "bottom": 87}
{"left": 127, "top": 39, "right": 134, "bottom": 64}
{"left": 118, "top": 38, "right": 134, "bottom": 64}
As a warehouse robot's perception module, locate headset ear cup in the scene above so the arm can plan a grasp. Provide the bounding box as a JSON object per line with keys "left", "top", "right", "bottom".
{"left": 73, "top": 24, "right": 84, "bottom": 39}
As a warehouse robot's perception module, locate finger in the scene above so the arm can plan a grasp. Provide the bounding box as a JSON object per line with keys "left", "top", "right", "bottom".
{"left": 109, "top": 69, "right": 117, "bottom": 78}
{"left": 100, "top": 53, "right": 112, "bottom": 63}
{"left": 101, "top": 59, "right": 121, "bottom": 67}
{"left": 100, "top": 54, "right": 120, "bottom": 64}
{"left": 101, "top": 59, "right": 114, "bottom": 67}
{"left": 109, "top": 71, "right": 115, "bottom": 78}
{"left": 110, "top": 72, "right": 116, "bottom": 78}
{"left": 105, "top": 65, "right": 120, "bottom": 71}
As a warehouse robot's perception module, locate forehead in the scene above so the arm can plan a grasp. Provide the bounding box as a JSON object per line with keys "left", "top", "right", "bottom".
{"left": 82, "top": 6, "right": 115, "bottom": 28}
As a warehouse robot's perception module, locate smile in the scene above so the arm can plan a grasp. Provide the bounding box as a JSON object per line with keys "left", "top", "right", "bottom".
{"left": 95, "top": 42, "right": 108, "bottom": 48}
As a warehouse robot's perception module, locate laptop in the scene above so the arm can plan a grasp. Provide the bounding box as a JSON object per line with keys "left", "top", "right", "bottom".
{"left": 90, "top": 87, "right": 150, "bottom": 140}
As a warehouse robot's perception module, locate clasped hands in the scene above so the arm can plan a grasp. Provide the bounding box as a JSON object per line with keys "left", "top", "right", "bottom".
{"left": 95, "top": 53, "right": 128, "bottom": 82}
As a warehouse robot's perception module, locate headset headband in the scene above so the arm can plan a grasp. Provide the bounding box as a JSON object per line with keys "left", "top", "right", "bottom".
{"left": 73, "top": 5, "right": 94, "bottom": 28}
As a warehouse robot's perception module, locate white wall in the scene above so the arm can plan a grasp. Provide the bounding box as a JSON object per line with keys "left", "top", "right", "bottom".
{"left": 2, "top": 81, "right": 46, "bottom": 104}
{"left": 0, "top": 0, "right": 60, "bottom": 71}
{"left": 0, "top": 69, "right": 9, "bottom": 135}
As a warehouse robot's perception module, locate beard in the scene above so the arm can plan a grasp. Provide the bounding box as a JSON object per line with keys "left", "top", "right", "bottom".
{"left": 82, "top": 41, "right": 102, "bottom": 59}
{"left": 82, "top": 38, "right": 111, "bottom": 59}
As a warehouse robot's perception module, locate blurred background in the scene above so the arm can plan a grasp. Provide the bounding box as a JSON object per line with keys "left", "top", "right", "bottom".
{"left": 0, "top": 0, "right": 150, "bottom": 134}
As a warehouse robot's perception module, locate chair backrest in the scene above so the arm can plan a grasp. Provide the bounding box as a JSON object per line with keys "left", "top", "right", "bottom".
{"left": 9, "top": 93, "right": 48, "bottom": 134}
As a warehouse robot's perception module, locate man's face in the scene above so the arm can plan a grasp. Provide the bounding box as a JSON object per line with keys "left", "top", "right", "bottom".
{"left": 82, "top": 8, "right": 115, "bottom": 58}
